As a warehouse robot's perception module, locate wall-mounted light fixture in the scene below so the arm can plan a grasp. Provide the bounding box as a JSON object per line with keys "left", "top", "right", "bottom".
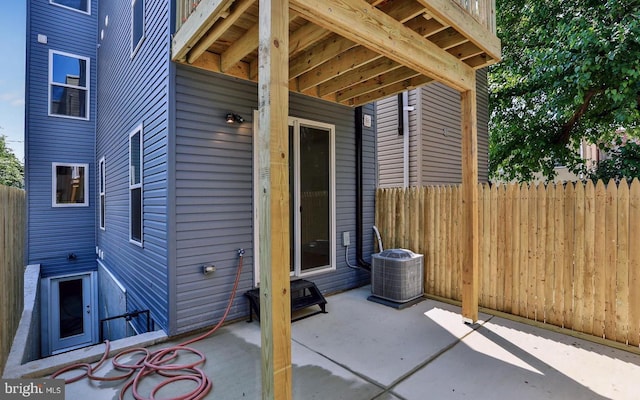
{"left": 226, "top": 112, "right": 244, "bottom": 124}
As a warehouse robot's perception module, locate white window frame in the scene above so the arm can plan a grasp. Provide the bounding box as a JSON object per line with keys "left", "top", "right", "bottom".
{"left": 99, "top": 157, "right": 105, "bottom": 230}
{"left": 130, "top": 0, "right": 145, "bottom": 58}
{"left": 129, "top": 125, "right": 143, "bottom": 246}
{"left": 50, "top": 0, "right": 90, "bottom": 15}
{"left": 48, "top": 50, "right": 90, "bottom": 120}
{"left": 52, "top": 162, "right": 89, "bottom": 207}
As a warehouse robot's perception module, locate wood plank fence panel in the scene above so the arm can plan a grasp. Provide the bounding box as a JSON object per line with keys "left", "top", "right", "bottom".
{"left": 375, "top": 179, "right": 640, "bottom": 350}
{"left": 0, "top": 185, "right": 26, "bottom": 376}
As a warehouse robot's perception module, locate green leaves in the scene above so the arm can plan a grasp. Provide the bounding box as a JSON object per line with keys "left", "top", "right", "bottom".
{"left": 0, "top": 135, "right": 24, "bottom": 188}
{"left": 490, "top": 0, "right": 640, "bottom": 182}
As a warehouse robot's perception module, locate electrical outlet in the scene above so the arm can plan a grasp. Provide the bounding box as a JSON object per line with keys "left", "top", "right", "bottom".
{"left": 343, "top": 232, "right": 350, "bottom": 247}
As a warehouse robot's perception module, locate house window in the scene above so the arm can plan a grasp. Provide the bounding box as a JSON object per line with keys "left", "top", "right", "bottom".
{"left": 99, "top": 157, "right": 105, "bottom": 230}
{"left": 49, "top": 50, "right": 89, "bottom": 120}
{"left": 52, "top": 163, "right": 89, "bottom": 207}
{"left": 131, "top": 0, "right": 145, "bottom": 57}
{"left": 129, "top": 126, "right": 143, "bottom": 245}
{"left": 50, "top": 0, "right": 90, "bottom": 14}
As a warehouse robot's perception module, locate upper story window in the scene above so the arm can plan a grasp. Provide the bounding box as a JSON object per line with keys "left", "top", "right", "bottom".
{"left": 52, "top": 163, "right": 89, "bottom": 207}
{"left": 50, "top": 0, "right": 90, "bottom": 14}
{"left": 131, "top": 0, "right": 145, "bottom": 57}
{"left": 129, "top": 126, "right": 143, "bottom": 245}
{"left": 99, "top": 157, "right": 105, "bottom": 230}
{"left": 49, "top": 50, "right": 89, "bottom": 120}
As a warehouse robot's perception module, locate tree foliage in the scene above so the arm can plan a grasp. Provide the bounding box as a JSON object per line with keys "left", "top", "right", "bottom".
{"left": 489, "top": 0, "right": 640, "bottom": 182}
{"left": 0, "top": 135, "right": 24, "bottom": 188}
{"left": 589, "top": 132, "right": 640, "bottom": 182}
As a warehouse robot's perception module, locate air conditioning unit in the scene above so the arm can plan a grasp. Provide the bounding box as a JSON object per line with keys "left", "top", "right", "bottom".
{"left": 371, "top": 249, "right": 423, "bottom": 303}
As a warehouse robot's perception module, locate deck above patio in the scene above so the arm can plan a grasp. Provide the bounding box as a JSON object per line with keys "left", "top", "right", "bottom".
{"left": 172, "top": 0, "right": 500, "bottom": 106}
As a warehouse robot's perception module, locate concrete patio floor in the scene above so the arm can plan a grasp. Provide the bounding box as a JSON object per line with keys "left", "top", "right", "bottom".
{"left": 53, "top": 286, "right": 640, "bottom": 399}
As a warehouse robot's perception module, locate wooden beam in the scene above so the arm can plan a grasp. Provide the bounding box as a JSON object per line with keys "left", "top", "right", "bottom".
{"left": 448, "top": 41, "right": 485, "bottom": 60}
{"left": 187, "top": 0, "right": 256, "bottom": 64}
{"left": 298, "top": 47, "right": 381, "bottom": 91}
{"left": 428, "top": 27, "right": 469, "bottom": 50}
{"left": 172, "top": 0, "right": 235, "bottom": 62}
{"left": 346, "top": 74, "right": 433, "bottom": 106}
{"left": 189, "top": 51, "right": 251, "bottom": 79}
{"left": 293, "top": 4, "right": 447, "bottom": 90}
{"left": 316, "top": 57, "right": 401, "bottom": 96}
{"left": 258, "top": 0, "right": 291, "bottom": 399}
{"left": 289, "top": 21, "right": 333, "bottom": 57}
{"left": 289, "top": 35, "right": 357, "bottom": 79}
{"left": 290, "top": 0, "right": 475, "bottom": 91}
{"left": 221, "top": 23, "right": 259, "bottom": 72}
{"left": 416, "top": 0, "right": 501, "bottom": 61}
{"left": 335, "top": 66, "right": 420, "bottom": 102}
{"left": 460, "top": 82, "right": 479, "bottom": 323}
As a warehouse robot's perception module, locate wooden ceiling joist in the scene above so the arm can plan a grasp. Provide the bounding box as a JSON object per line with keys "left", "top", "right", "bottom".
{"left": 172, "top": 0, "right": 236, "bottom": 62}
{"left": 289, "top": 0, "right": 475, "bottom": 91}
{"left": 416, "top": 0, "right": 501, "bottom": 61}
{"left": 172, "top": 0, "right": 500, "bottom": 105}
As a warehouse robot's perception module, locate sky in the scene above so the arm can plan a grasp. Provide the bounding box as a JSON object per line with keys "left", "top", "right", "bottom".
{"left": 0, "top": 2, "right": 26, "bottom": 161}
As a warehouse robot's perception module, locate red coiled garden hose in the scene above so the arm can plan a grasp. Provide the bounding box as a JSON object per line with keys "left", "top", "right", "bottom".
{"left": 52, "top": 249, "right": 245, "bottom": 400}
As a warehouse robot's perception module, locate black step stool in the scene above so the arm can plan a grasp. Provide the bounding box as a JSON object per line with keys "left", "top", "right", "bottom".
{"left": 245, "top": 279, "right": 327, "bottom": 322}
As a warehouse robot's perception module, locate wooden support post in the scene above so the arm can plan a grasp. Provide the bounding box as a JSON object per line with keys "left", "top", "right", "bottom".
{"left": 258, "top": 0, "right": 291, "bottom": 399}
{"left": 461, "top": 82, "right": 479, "bottom": 323}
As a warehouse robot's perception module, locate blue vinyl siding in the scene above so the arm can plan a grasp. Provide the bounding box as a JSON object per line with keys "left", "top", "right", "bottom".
{"left": 95, "top": 0, "right": 170, "bottom": 332}
{"left": 173, "top": 67, "right": 373, "bottom": 334}
{"left": 26, "top": 0, "right": 98, "bottom": 276}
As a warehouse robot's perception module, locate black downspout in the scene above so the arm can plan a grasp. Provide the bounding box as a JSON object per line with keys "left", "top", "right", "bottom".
{"left": 397, "top": 93, "right": 404, "bottom": 136}
{"left": 355, "top": 106, "right": 371, "bottom": 270}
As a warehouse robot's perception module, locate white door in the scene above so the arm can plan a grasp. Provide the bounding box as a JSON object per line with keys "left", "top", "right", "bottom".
{"left": 48, "top": 273, "right": 97, "bottom": 354}
{"left": 253, "top": 114, "right": 336, "bottom": 285}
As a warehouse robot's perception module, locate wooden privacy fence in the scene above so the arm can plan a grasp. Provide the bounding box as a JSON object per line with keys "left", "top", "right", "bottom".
{"left": 375, "top": 179, "right": 640, "bottom": 348}
{"left": 0, "top": 185, "right": 26, "bottom": 375}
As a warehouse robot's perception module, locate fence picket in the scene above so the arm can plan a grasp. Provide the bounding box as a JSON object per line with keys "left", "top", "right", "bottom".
{"left": 550, "top": 184, "right": 565, "bottom": 327}
{"left": 520, "top": 184, "right": 530, "bottom": 318}
{"left": 481, "top": 184, "right": 490, "bottom": 306}
{"left": 593, "top": 180, "right": 607, "bottom": 338}
{"left": 527, "top": 184, "right": 538, "bottom": 320}
{"left": 496, "top": 185, "right": 506, "bottom": 311}
{"left": 536, "top": 183, "right": 547, "bottom": 322}
{"left": 544, "top": 184, "right": 555, "bottom": 323}
{"left": 629, "top": 179, "right": 640, "bottom": 346}
{"left": 604, "top": 179, "right": 618, "bottom": 340}
{"left": 503, "top": 184, "right": 514, "bottom": 313}
{"left": 512, "top": 184, "right": 521, "bottom": 315}
{"left": 427, "top": 187, "right": 436, "bottom": 294}
{"left": 573, "top": 182, "right": 586, "bottom": 332}
{"left": 563, "top": 183, "right": 575, "bottom": 330}
{"left": 583, "top": 181, "right": 596, "bottom": 335}
{"left": 616, "top": 180, "right": 630, "bottom": 344}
